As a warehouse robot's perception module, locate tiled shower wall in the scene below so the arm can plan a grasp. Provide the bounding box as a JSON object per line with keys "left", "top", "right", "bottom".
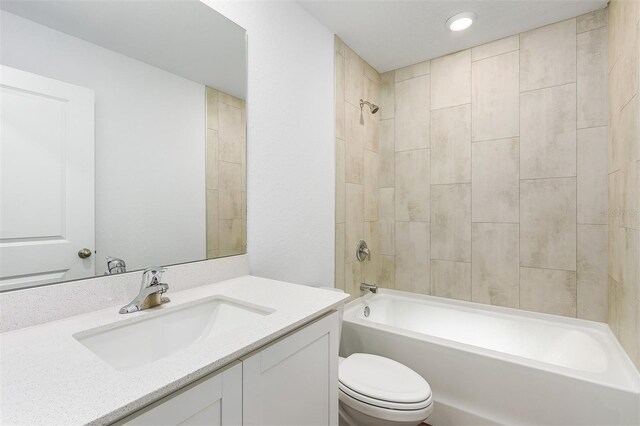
{"left": 334, "top": 38, "right": 381, "bottom": 296}
{"left": 608, "top": 0, "right": 640, "bottom": 368}
{"left": 336, "top": 9, "right": 610, "bottom": 320}
{"left": 205, "top": 87, "right": 247, "bottom": 259}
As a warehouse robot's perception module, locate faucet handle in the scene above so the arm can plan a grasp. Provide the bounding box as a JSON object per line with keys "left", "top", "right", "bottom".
{"left": 141, "top": 266, "right": 167, "bottom": 287}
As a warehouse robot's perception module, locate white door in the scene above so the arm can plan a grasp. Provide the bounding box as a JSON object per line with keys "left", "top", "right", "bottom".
{"left": 242, "top": 312, "right": 340, "bottom": 426}
{"left": 0, "top": 65, "right": 95, "bottom": 291}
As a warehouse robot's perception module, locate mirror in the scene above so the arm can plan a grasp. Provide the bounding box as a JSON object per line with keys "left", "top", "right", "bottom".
{"left": 0, "top": 1, "right": 247, "bottom": 291}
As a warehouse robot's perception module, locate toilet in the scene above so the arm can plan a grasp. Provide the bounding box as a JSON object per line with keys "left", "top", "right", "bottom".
{"left": 338, "top": 354, "right": 433, "bottom": 426}
{"left": 320, "top": 287, "right": 433, "bottom": 426}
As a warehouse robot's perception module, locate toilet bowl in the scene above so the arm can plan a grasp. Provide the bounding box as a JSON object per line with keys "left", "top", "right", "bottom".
{"left": 338, "top": 353, "right": 433, "bottom": 426}
{"left": 320, "top": 287, "right": 433, "bottom": 425}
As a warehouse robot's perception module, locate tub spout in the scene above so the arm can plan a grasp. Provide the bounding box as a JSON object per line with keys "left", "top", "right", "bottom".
{"left": 360, "top": 283, "right": 378, "bottom": 293}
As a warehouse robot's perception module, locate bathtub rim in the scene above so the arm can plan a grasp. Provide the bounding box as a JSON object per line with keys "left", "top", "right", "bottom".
{"left": 343, "top": 288, "right": 640, "bottom": 394}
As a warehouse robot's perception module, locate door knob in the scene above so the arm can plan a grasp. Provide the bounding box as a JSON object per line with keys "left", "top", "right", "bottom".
{"left": 78, "top": 248, "right": 92, "bottom": 259}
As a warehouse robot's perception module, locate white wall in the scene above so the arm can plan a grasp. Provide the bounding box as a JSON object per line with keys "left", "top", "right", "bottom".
{"left": 205, "top": 1, "right": 336, "bottom": 287}
{"left": 1, "top": 11, "right": 206, "bottom": 274}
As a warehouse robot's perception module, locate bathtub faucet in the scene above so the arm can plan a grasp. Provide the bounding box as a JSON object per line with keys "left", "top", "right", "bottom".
{"left": 360, "top": 283, "right": 378, "bottom": 294}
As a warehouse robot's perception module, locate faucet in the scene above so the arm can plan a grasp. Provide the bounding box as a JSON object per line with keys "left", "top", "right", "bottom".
{"left": 360, "top": 283, "right": 378, "bottom": 294}
{"left": 119, "top": 267, "right": 170, "bottom": 314}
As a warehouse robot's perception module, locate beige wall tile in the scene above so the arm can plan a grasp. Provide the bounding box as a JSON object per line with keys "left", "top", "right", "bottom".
{"left": 335, "top": 36, "right": 346, "bottom": 57}
{"left": 432, "top": 260, "right": 472, "bottom": 301}
{"left": 345, "top": 184, "right": 364, "bottom": 264}
{"left": 335, "top": 52, "right": 345, "bottom": 140}
{"left": 472, "top": 223, "right": 520, "bottom": 308}
{"left": 472, "top": 138, "right": 519, "bottom": 223}
{"left": 219, "top": 103, "right": 243, "bottom": 163}
{"left": 335, "top": 223, "right": 345, "bottom": 291}
{"left": 364, "top": 77, "right": 380, "bottom": 152}
{"left": 472, "top": 51, "right": 519, "bottom": 142}
{"left": 395, "top": 222, "right": 430, "bottom": 294}
{"left": 364, "top": 221, "right": 380, "bottom": 284}
{"left": 395, "top": 60, "right": 430, "bottom": 82}
{"left": 577, "top": 8, "right": 608, "bottom": 33}
{"left": 206, "top": 129, "right": 218, "bottom": 190}
{"left": 578, "top": 27, "right": 608, "bottom": 129}
{"left": 345, "top": 261, "right": 363, "bottom": 299}
{"left": 345, "top": 103, "right": 364, "bottom": 184}
{"left": 577, "top": 224, "right": 608, "bottom": 321}
{"left": 379, "top": 119, "right": 395, "bottom": 187}
{"left": 610, "top": 95, "right": 639, "bottom": 173}
{"left": 625, "top": 161, "right": 640, "bottom": 230}
{"left": 520, "top": 178, "right": 577, "bottom": 271}
{"left": 206, "top": 87, "right": 218, "bottom": 131}
{"left": 431, "top": 50, "right": 471, "bottom": 110}
{"left": 345, "top": 46, "right": 364, "bottom": 107}
{"left": 471, "top": 35, "right": 519, "bottom": 61}
{"left": 206, "top": 189, "right": 219, "bottom": 254}
{"left": 364, "top": 62, "right": 380, "bottom": 85}
{"left": 219, "top": 219, "right": 243, "bottom": 256}
{"left": 520, "top": 267, "right": 577, "bottom": 317}
{"left": 577, "top": 127, "right": 608, "bottom": 225}
{"left": 520, "top": 19, "right": 577, "bottom": 91}
{"left": 219, "top": 161, "right": 242, "bottom": 220}
{"left": 395, "top": 75, "right": 430, "bottom": 151}
{"left": 608, "top": 276, "right": 621, "bottom": 336}
{"left": 395, "top": 149, "right": 430, "bottom": 221}
{"left": 520, "top": 83, "right": 577, "bottom": 179}
{"left": 431, "top": 104, "right": 471, "bottom": 184}
{"left": 378, "top": 188, "right": 395, "bottom": 255}
{"left": 380, "top": 71, "right": 395, "bottom": 120}
{"left": 218, "top": 92, "right": 242, "bottom": 108}
{"left": 379, "top": 255, "right": 395, "bottom": 289}
{"left": 336, "top": 138, "right": 346, "bottom": 224}
{"left": 364, "top": 150, "right": 379, "bottom": 221}
{"left": 431, "top": 184, "right": 471, "bottom": 262}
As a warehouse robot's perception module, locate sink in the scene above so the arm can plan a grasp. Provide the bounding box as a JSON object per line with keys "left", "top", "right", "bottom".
{"left": 74, "top": 296, "right": 274, "bottom": 371}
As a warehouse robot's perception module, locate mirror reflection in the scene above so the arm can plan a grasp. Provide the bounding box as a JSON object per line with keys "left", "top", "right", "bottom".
{"left": 0, "top": 0, "right": 247, "bottom": 291}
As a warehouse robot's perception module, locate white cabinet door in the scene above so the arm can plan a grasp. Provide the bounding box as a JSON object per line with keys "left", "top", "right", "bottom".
{"left": 0, "top": 65, "right": 95, "bottom": 290}
{"left": 242, "top": 312, "right": 340, "bottom": 426}
{"left": 120, "top": 361, "right": 242, "bottom": 426}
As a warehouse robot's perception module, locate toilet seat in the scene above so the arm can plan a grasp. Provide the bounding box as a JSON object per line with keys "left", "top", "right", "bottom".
{"left": 339, "top": 353, "right": 432, "bottom": 403}
{"left": 338, "top": 353, "right": 433, "bottom": 421}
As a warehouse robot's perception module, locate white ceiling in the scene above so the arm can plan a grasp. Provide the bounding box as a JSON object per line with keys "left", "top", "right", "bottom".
{"left": 0, "top": 0, "right": 247, "bottom": 98}
{"left": 299, "top": 0, "right": 608, "bottom": 72}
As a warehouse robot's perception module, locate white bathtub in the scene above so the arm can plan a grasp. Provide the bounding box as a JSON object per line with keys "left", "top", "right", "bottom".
{"left": 340, "top": 289, "right": 640, "bottom": 426}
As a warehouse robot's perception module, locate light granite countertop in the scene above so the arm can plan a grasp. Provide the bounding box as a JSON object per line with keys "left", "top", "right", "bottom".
{"left": 0, "top": 276, "right": 348, "bottom": 425}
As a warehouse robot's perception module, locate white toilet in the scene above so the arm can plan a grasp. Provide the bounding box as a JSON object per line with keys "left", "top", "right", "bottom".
{"left": 338, "top": 353, "right": 433, "bottom": 426}
{"left": 321, "top": 287, "right": 433, "bottom": 426}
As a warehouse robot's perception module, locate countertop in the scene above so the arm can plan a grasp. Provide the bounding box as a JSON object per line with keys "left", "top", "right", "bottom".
{"left": 0, "top": 276, "right": 348, "bottom": 425}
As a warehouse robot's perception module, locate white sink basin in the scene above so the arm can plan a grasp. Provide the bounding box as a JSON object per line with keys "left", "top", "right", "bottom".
{"left": 74, "top": 296, "right": 273, "bottom": 371}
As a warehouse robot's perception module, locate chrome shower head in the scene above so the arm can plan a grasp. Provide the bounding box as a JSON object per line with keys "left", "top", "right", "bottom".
{"left": 360, "top": 99, "right": 379, "bottom": 114}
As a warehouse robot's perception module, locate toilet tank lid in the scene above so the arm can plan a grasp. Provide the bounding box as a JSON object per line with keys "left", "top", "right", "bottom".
{"left": 339, "top": 353, "right": 431, "bottom": 403}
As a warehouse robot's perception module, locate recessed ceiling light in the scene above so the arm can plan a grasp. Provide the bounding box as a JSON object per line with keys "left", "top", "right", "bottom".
{"left": 446, "top": 12, "right": 477, "bottom": 32}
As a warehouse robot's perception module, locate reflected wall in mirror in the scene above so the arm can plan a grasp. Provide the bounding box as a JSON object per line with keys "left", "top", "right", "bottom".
{"left": 0, "top": 1, "right": 247, "bottom": 291}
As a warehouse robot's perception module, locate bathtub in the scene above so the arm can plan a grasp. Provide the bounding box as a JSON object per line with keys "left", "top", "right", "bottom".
{"left": 340, "top": 289, "right": 640, "bottom": 426}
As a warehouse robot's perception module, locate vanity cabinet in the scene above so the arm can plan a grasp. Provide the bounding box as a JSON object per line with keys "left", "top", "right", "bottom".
{"left": 120, "top": 361, "right": 242, "bottom": 426}
{"left": 242, "top": 311, "right": 339, "bottom": 425}
{"left": 118, "top": 311, "right": 339, "bottom": 426}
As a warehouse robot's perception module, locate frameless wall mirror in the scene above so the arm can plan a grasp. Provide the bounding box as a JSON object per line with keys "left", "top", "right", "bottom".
{"left": 0, "top": 0, "right": 247, "bottom": 291}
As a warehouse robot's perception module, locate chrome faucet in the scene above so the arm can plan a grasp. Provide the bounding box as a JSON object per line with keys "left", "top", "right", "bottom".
{"left": 360, "top": 283, "right": 378, "bottom": 294}
{"left": 119, "top": 267, "right": 170, "bottom": 314}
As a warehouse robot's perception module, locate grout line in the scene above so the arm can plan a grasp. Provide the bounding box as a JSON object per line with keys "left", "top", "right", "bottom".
{"left": 430, "top": 102, "right": 472, "bottom": 113}
{"left": 472, "top": 47, "right": 520, "bottom": 63}
{"left": 519, "top": 175, "right": 577, "bottom": 181}
{"left": 431, "top": 259, "right": 472, "bottom": 264}
{"left": 472, "top": 136, "right": 520, "bottom": 144}
{"left": 520, "top": 81, "right": 576, "bottom": 95}
{"left": 519, "top": 265, "right": 578, "bottom": 273}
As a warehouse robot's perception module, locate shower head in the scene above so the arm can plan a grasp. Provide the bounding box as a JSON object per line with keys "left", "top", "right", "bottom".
{"left": 360, "top": 99, "right": 379, "bottom": 114}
